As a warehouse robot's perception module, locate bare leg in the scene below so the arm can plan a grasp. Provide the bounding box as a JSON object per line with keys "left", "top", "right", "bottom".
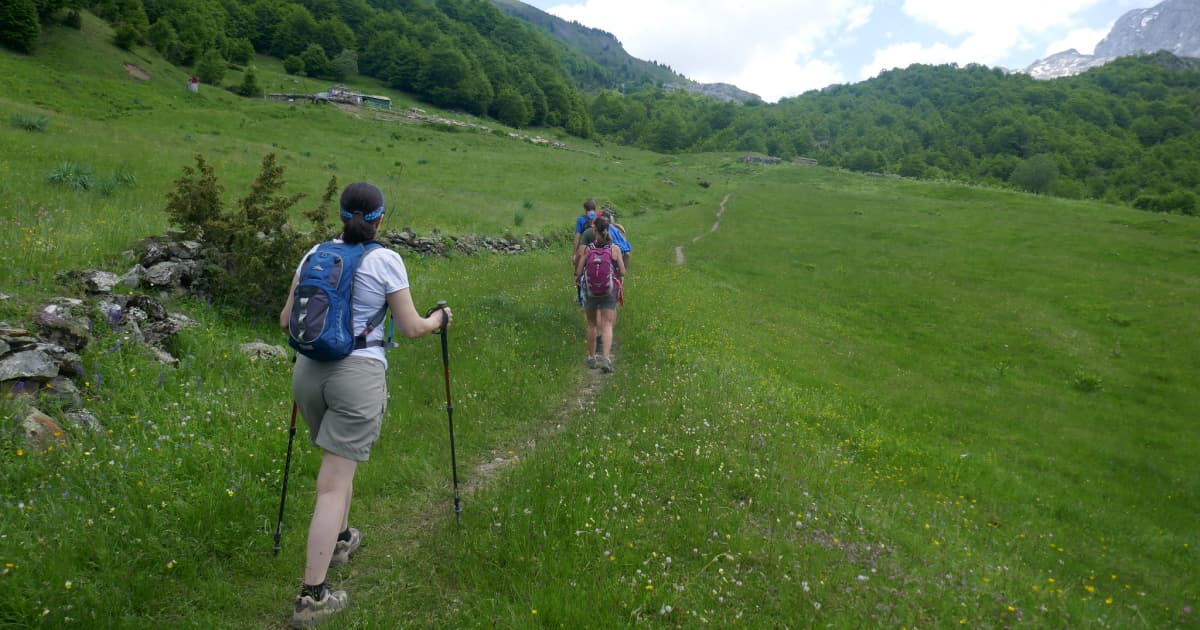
{"left": 599, "top": 308, "right": 616, "bottom": 359}
{"left": 304, "top": 451, "right": 357, "bottom": 586}
{"left": 585, "top": 308, "right": 600, "bottom": 357}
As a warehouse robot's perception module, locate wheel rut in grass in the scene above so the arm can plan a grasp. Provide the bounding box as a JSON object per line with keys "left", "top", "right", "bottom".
{"left": 676, "top": 192, "right": 731, "bottom": 265}
{"left": 373, "top": 352, "right": 609, "bottom": 538}
{"left": 461, "top": 360, "right": 606, "bottom": 497}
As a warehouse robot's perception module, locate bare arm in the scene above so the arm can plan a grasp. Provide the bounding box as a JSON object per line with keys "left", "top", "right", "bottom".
{"left": 575, "top": 245, "right": 588, "bottom": 277}
{"left": 278, "top": 273, "right": 301, "bottom": 332}
{"left": 387, "top": 287, "right": 452, "bottom": 338}
{"left": 612, "top": 245, "right": 626, "bottom": 278}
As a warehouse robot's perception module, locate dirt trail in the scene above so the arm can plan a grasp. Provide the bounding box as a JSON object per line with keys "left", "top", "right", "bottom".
{"left": 676, "top": 193, "right": 731, "bottom": 265}
{"left": 355, "top": 353, "right": 610, "bottom": 584}
{"left": 461, "top": 364, "right": 604, "bottom": 496}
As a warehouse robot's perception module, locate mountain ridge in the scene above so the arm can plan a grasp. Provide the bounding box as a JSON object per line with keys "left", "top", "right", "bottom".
{"left": 489, "top": 0, "right": 761, "bottom": 103}
{"left": 1024, "top": 0, "right": 1200, "bottom": 79}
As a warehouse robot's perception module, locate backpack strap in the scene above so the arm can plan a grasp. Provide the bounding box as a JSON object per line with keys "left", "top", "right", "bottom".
{"left": 350, "top": 242, "right": 390, "bottom": 351}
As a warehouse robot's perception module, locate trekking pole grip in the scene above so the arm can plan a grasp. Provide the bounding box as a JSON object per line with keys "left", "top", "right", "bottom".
{"left": 435, "top": 300, "right": 448, "bottom": 333}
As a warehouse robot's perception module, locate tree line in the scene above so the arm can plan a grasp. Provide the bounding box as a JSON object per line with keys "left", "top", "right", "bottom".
{"left": 3, "top": 0, "right": 1198, "bottom": 212}
{"left": 594, "top": 53, "right": 1199, "bottom": 211}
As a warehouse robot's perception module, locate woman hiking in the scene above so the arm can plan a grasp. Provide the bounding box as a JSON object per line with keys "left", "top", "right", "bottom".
{"left": 278, "top": 182, "right": 452, "bottom": 628}
{"left": 575, "top": 214, "right": 626, "bottom": 373}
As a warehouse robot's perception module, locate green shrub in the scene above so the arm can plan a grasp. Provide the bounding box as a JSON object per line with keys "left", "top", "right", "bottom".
{"left": 165, "top": 154, "right": 225, "bottom": 240}
{"left": 1072, "top": 371, "right": 1103, "bottom": 393}
{"left": 282, "top": 54, "right": 304, "bottom": 76}
{"left": 0, "top": 0, "right": 39, "bottom": 53}
{"left": 331, "top": 49, "right": 357, "bottom": 81}
{"left": 195, "top": 49, "right": 226, "bottom": 85}
{"left": 45, "top": 161, "right": 95, "bottom": 191}
{"left": 230, "top": 67, "right": 263, "bottom": 98}
{"left": 1009, "top": 153, "right": 1059, "bottom": 194}
{"left": 1137, "top": 190, "right": 1199, "bottom": 215}
{"left": 114, "top": 166, "right": 137, "bottom": 186}
{"left": 302, "top": 175, "right": 339, "bottom": 241}
{"left": 96, "top": 176, "right": 119, "bottom": 196}
{"left": 165, "top": 153, "right": 307, "bottom": 316}
{"left": 10, "top": 113, "right": 47, "bottom": 131}
{"left": 844, "top": 148, "right": 885, "bottom": 173}
{"left": 112, "top": 22, "right": 140, "bottom": 51}
{"left": 225, "top": 37, "right": 254, "bottom": 65}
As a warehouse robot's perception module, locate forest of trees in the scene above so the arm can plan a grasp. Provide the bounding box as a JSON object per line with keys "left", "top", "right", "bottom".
{"left": 593, "top": 54, "right": 1200, "bottom": 210}
{"left": 2, "top": 0, "right": 1198, "bottom": 212}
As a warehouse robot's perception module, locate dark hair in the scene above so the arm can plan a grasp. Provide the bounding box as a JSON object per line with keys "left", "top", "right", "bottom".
{"left": 339, "top": 182, "right": 385, "bottom": 243}
{"left": 583, "top": 198, "right": 596, "bottom": 212}
{"left": 593, "top": 214, "right": 612, "bottom": 248}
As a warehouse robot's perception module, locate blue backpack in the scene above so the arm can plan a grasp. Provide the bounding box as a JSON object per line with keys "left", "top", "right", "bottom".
{"left": 287, "top": 241, "right": 388, "bottom": 361}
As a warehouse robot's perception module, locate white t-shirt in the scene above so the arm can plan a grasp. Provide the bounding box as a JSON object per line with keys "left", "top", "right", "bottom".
{"left": 296, "top": 241, "right": 409, "bottom": 367}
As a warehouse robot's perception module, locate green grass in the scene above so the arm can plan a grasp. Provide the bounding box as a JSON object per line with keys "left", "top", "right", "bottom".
{"left": 1, "top": 15, "right": 1198, "bottom": 629}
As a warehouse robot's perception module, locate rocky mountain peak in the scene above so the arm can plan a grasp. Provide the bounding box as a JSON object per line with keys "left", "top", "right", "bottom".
{"left": 1095, "top": 0, "right": 1200, "bottom": 58}
{"left": 1023, "top": 0, "right": 1200, "bottom": 79}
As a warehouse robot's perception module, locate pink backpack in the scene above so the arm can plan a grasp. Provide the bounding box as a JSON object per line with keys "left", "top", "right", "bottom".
{"left": 584, "top": 243, "right": 616, "bottom": 297}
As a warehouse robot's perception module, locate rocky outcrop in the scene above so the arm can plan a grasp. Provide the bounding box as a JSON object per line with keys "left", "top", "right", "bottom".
{"left": 1095, "top": 0, "right": 1200, "bottom": 59}
{"left": 739, "top": 154, "right": 784, "bottom": 165}
{"left": 1023, "top": 49, "right": 1112, "bottom": 80}
{"left": 665, "top": 81, "right": 762, "bottom": 104}
{"left": 3, "top": 226, "right": 566, "bottom": 451}
{"left": 1023, "top": 0, "right": 1200, "bottom": 79}
{"left": 1, "top": 234, "right": 213, "bottom": 451}
{"left": 0, "top": 289, "right": 196, "bottom": 451}
{"left": 380, "top": 227, "right": 568, "bottom": 257}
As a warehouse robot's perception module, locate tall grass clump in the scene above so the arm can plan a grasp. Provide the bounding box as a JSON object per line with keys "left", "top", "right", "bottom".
{"left": 46, "top": 161, "right": 95, "bottom": 191}
{"left": 10, "top": 113, "right": 48, "bottom": 132}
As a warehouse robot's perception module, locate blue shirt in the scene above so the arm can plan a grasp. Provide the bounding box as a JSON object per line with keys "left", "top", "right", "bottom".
{"left": 609, "top": 225, "right": 631, "bottom": 254}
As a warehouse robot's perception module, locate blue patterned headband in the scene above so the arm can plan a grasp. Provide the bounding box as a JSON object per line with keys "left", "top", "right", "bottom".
{"left": 340, "top": 205, "right": 385, "bottom": 222}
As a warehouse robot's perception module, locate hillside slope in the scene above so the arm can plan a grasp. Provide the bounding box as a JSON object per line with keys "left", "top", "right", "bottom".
{"left": 1, "top": 16, "right": 1198, "bottom": 628}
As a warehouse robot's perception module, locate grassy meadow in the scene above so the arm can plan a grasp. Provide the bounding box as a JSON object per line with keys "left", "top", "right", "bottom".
{"left": 2, "top": 15, "right": 1198, "bottom": 628}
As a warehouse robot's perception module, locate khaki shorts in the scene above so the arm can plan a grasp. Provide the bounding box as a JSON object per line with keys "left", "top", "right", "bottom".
{"left": 293, "top": 355, "right": 387, "bottom": 461}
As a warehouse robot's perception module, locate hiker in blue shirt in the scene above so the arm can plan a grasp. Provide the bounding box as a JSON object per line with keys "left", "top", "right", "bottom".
{"left": 572, "top": 198, "right": 598, "bottom": 265}
{"left": 572, "top": 198, "right": 599, "bottom": 305}
{"left": 580, "top": 208, "right": 631, "bottom": 270}
{"left": 603, "top": 209, "right": 631, "bottom": 270}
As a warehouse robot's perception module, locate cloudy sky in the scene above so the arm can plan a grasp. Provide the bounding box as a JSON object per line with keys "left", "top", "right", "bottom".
{"left": 519, "top": 0, "right": 1151, "bottom": 102}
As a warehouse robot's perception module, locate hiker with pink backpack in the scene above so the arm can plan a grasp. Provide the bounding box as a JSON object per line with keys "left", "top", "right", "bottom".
{"left": 575, "top": 213, "right": 626, "bottom": 373}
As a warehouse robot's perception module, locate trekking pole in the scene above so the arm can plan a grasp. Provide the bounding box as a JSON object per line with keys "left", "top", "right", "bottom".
{"left": 273, "top": 400, "right": 299, "bottom": 556}
{"left": 432, "top": 300, "right": 462, "bottom": 524}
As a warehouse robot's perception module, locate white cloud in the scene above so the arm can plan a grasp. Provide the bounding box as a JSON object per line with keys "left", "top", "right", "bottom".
{"left": 734, "top": 54, "right": 847, "bottom": 101}
{"left": 860, "top": 40, "right": 961, "bottom": 80}
{"left": 895, "top": 0, "right": 1119, "bottom": 69}
{"left": 845, "top": 4, "right": 875, "bottom": 32}
{"left": 539, "top": 0, "right": 872, "bottom": 101}
{"left": 901, "top": 0, "right": 1104, "bottom": 36}
{"left": 1043, "top": 25, "right": 1112, "bottom": 56}
{"left": 531, "top": 0, "right": 1136, "bottom": 98}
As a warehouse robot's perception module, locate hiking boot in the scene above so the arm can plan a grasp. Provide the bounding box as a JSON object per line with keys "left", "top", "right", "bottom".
{"left": 329, "top": 528, "right": 360, "bottom": 568}
{"left": 291, "top": 587, "right": 348, "bottom": 628}
{"left": 586, "top": 355, "right": 597, "bottom": 369}
{"left": 601, "top": 356, "right": 614, "bottom": 374}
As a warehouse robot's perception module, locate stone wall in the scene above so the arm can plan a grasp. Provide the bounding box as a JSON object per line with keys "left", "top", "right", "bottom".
{"left": 2, "top": 227, "right": 566, "bottom": 451}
